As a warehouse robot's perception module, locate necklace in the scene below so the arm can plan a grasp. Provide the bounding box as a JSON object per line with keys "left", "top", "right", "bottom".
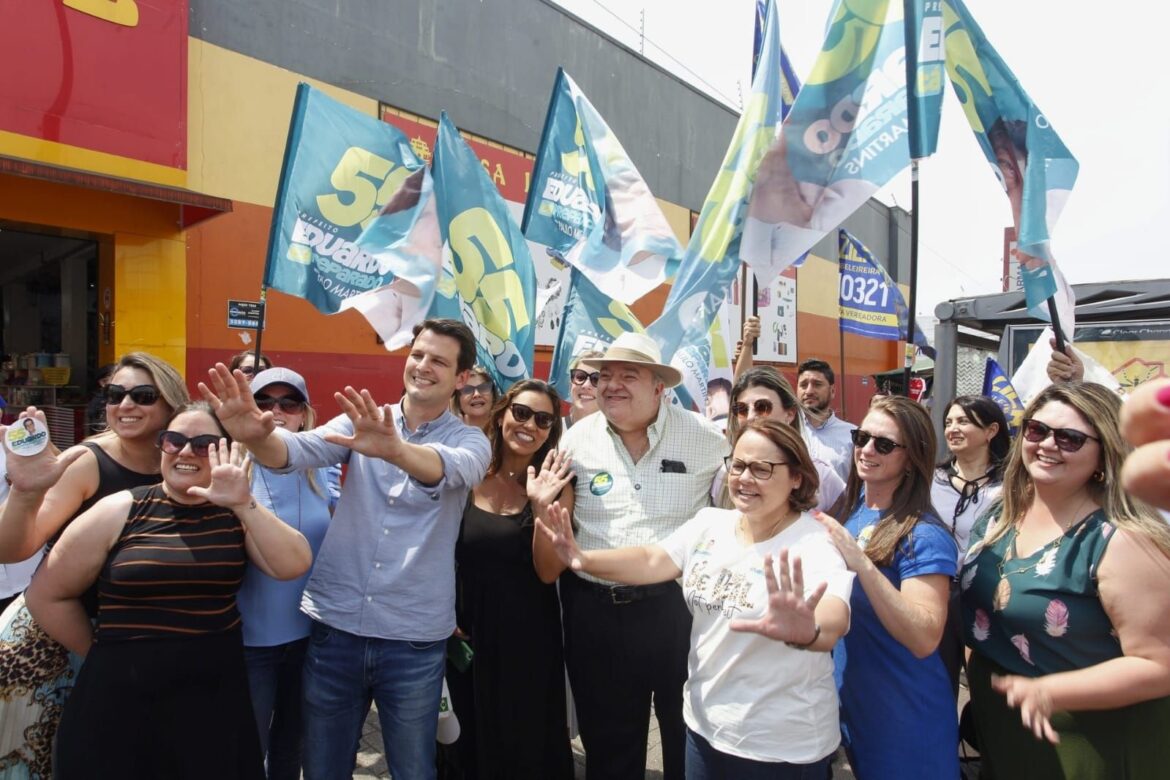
{"left": 738, "top": 512, "right": 795, "bottom": 545}
{"left": 991, "top": 497, "right": 1092, "bottom": 611}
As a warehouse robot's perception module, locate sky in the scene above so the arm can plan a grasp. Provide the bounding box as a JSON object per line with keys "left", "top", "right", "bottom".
{"left": 551, "top": 0, "right": 1169, "bottom": 322}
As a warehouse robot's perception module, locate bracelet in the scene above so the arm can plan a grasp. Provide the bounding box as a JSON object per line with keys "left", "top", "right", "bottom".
{"left": 784, "top": 623, "right": 821, "bottom": 650}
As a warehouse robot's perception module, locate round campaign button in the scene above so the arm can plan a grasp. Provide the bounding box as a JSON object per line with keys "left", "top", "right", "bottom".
{"left": 5, "top": 417, "right": 50, "bottom": 457}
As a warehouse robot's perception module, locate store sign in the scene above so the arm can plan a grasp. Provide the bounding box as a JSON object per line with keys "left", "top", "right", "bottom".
{"left": 0, "top": 0, "right": 188, "bottom": 174}
{"left": 227, "top": 300, "right": 263, "bottom": 330}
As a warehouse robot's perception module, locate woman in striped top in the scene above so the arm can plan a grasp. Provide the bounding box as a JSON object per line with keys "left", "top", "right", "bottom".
{"left": 25, "top": 402, "right": 312, "bottom": 780}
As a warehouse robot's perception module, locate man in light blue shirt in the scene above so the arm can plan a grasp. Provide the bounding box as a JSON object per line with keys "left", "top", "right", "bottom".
{"left": 202, "top": 319, "right": 489, "bottom": 780}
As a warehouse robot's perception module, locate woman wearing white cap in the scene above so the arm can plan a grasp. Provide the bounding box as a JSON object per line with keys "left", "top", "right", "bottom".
{"left": 237, "top": 368, "right": 337, "bottom": 779}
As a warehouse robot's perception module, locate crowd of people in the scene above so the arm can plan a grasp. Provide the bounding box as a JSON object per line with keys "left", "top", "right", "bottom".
{"left": 0, "top": 317, "right": 1167, "bottom": 780}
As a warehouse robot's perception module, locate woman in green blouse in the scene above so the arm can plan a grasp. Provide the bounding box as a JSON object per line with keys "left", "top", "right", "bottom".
{"left": 960, "top": 381, "right": 1170, "bottom": 777}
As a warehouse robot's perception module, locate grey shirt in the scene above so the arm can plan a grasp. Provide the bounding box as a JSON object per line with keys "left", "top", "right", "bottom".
{"left": 277, "top": 406, "right": 490, "bottom": 642}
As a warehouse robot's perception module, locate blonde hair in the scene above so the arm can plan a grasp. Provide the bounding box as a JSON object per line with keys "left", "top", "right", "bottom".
{"left": 87, "top": 352, "right": 189, "bottom": 441}
{"left": 983, "top": 382, "right": 1170, "bottom": 555}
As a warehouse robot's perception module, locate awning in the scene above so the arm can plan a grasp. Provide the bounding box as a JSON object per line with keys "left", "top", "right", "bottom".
{"left": 0, "top": 155, "right": 232, "bottom": 228}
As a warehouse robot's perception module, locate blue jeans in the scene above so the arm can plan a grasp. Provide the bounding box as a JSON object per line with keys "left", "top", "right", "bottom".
{"left": 244, "top": 638, "right": 308, "bottom": 780}
{"left": 301, "top": 620, "right": 446, "bottom": 780}
{"left": 685, "top": 729, "right": 833, "bottom": 780}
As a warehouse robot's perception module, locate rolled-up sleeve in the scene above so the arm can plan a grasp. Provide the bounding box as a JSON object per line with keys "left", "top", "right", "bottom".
{"left": 425, "top": 425, "right": 490, "bottom": 490}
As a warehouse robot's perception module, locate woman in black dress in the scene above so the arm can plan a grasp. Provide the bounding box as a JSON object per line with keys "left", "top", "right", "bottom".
{"left": 449, "top": 379, "right": 574, "bottom": 779}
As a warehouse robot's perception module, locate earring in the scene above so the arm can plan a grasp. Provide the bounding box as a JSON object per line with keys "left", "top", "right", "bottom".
{"left": 1092, "top": 470, "right": 1105, "bottom": 483}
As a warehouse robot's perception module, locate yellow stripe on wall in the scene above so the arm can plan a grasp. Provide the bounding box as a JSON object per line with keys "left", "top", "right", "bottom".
{"left": 0, "top": 130, "right": 187, "bottom": 188}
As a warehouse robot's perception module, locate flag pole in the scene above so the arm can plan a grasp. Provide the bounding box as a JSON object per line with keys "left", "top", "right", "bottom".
{"left": 902, "top": 159, "right": 921, "bottom": 397}
{"left": 1046, "top": 296, "right": 1068, "bottom": 354}
{"left": 839, "top": 319, "right": 847, "bottom": 419}
{"left": 252, "top": 285, "right": 268, "bottom": 371}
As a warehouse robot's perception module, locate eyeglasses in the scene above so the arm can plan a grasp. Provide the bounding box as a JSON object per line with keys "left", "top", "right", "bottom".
{"left": 459, "top": 382, "right": 493, "bottom": 397}
{"left": 732, "top": 399, "right": 774, "bottom": 418}
{"left": 570, "top": 369, "right": 600, "bottom": 388}
{"left": 238, "top": 366, "right": 257, "bottom": 376}
{"left": 725, "top": 456, "right": 788, "bottom": 480}
{"left": 106, "top": 384, "right": 161, "bottom": 406}
{"left": 157, "top": 430, "right": 220, "bottom": 457}
{"left": 850, "top": 429, "right": 906, "bottom": 455}
{"left": 1021, "top": 419, "right": 1099, "bottom": 453}
{"left": 509, "top": 403, "right": 556, "bottom": 430}
{"left": 254, "top": 395, "right": 306, "bottom": 414}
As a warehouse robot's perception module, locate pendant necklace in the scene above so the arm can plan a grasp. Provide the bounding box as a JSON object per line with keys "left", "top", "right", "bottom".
{"left": 993, "top": 497, "right": 1091, "bottom": 611}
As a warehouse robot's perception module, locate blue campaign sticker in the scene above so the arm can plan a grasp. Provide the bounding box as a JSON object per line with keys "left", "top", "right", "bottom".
{"left": 589, "top": 471, "right": 614, "bottom": 496}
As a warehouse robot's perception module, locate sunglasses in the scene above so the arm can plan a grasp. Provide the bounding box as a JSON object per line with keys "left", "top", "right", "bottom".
{"left": 570, "top": 369, "right": 600, "bottom": 388}
{"left": 732, "top": 399, "right": 773, "bottom": 418}
{"left": 106, "top": 384, "right": 161, "bottom": 406}
{"left": 1021, "top": 418, "right": 1099, "bottom": 453}
{"left": 459, "top": 382, "right": 493, "bottom": 397}
{"left": 157, "top": 430, "right": 220, "bottom": 457}
{"left": 255, "top": 394, "right": 306, "bottom": 414}
{"left": 238, "top": 366, "right": 258, "bottom": 376}
{"left": 850, "top": 429, "right": 906, "bottom": 455}
{"left": 724, "top": 456, "right": 788, "bottom": 481}
{"left": 509, "top": 403, "right": 556, "bottom": 430}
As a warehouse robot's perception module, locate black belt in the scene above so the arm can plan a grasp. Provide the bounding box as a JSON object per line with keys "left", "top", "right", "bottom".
{"left": 573, "top": 577, "right": 677, "bottom": 605}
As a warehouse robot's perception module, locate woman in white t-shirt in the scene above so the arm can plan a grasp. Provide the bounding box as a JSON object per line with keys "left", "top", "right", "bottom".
{"left": 538, "top": 419, "right": 853, "bottom": 778}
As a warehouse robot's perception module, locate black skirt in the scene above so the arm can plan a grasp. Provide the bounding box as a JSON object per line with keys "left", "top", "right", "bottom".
{"left": 55, "top": 629, "right": 263, "bottom": 780}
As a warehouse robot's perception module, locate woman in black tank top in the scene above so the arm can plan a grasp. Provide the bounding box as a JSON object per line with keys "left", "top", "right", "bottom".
{"left": 26, "top": 402, "right": 312, "bottom": 780}
{"left": 0, "top": 352, "right": 187, "bottom": 778}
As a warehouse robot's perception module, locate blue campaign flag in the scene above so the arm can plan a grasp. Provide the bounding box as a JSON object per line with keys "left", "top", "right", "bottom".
{"left": 904, "top": 0, "right": 946, "bottom": 158}
{"left": 547, "top": 267, "right": 644, "bottom": 397}
{"left": 647, "top": 0, "right": 798, "bottom": 410}
{"left": 942, "top": 0, "right": 1078, "bottom": 328}
{"left": 263, "top": 84, "right": 441, "bottom": 349}
{"left": 837, "top": 230, "right": 933, "bottom": 356}
{"left": 522, "top": 68, "right": 682, "bottom": 305}
{"left": 982, "top": 356, "right": 1025, "bottom": 436}
{"left": 740, "top": 0, "right": 912, "bottom": 283}
{"left": 431, "top": 112, "right": 537, "bottom": 390}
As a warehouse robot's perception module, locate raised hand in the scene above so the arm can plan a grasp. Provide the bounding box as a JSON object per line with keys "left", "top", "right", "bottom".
{"left": 198, "top": 363, "right": 275, "bottom": 445}
{"left": 533, "top": 501, "right": 585, "bottom": 571}
{"left": 526, "top": 450, "right": 573, "bottom": 513}
{"left": 1121, "top": 378, "right": 1170, "bottom": 511}
{"left": 742, "top": 316, "right": 761, "bottom": 342}
{"left": 992, "top": 674, "right": 1060, "bottom": 744}
{"left": 813, "top": 510, "right": 869, "bottom": 572}
{"left": 186, "top": 439, "right": 252, "bottom": 509}
{"left": 321, "top": 387, "right": 403, "bottom": 462}
{"left": 1, "top": 407, "right": 85, "bottom": 493}
{"left": 730, "top": 549, "right": 825, "bottom": 644}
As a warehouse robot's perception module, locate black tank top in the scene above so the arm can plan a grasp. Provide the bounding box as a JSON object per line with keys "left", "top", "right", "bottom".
{"left": 96, "top": 485, "right": 246, "bottom": 643}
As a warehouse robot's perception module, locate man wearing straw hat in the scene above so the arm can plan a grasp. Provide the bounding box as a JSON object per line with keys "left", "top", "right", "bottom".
{"left": 555, "top": 332, "right": 728, "bottom": 780}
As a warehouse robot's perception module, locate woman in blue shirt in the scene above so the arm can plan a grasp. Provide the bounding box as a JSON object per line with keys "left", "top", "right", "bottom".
{"left": 237, "top": 368, "right": 336, "bottom": 780}
{"left": 818, "top": 395, "right": 959, "bottom": 779}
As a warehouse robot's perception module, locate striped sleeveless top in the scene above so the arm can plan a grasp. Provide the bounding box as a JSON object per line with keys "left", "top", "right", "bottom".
{"left": 96, "top": 484, "right": 247, "bottom": 642}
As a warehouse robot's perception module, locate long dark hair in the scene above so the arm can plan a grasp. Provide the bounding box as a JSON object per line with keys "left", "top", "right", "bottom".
{"left": 830, "top": 396, "right": 941, "bottom": 567}
{"left": 938, "top": 395, "right": 1011, "bottom": 478}
{"left": 485, "top": 380, "right": 563, "bottom": 481}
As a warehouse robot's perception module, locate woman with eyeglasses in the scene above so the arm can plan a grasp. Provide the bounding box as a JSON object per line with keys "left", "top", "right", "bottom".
{"left": 0, "top": 352, "right": 188, "bottom": 777}
{"left": 452, "top": 366, "right": 497, "bottom": 433}
{"left": 24, "top": 401, "right": 311, "bottom": 779}
{"left": 237, "top": 368, "right": 337, "bottom": 779}
{"left": 960, "top": 382, "right": 1170, "bottom": 777}
{"left": 564, "top": 350, "right": 604, "bottom": 430}
{"left": 446, "top": 379, "right": 574, "bottom": 778}
{"left": 537, "top": 419, "right": 853, "bottom": 778}
{"left": 719, "top": 367, "right": 846, "bottom": 513}
{"left": 230, "top": 350, "right": 273, "bottom": 378}
{"left": 817, "top": 395, "right": 959, "bottom": 779}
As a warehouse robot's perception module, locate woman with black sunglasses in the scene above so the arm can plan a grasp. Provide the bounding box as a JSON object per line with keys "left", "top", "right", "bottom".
{"left": 25, "top": 401, "right": 310, "bottom": 779}
{"left": 563, "top": 349, "right": 604, "bottom": 430}
{"left": 451, "top": 366, "right": 497, "bottom": 433}
{"left": 817, "top": 395, "right": 959, "bottom": 779}
{"left": 960, "top": 382, "right": 1170, "bottom": 777}
{"left": 445, "top": 379, "right": 574, "bottom": 778}
{"left": 237, "top": 368, "right": 338, "bottom": 779}
{"left": 0, "top": 351, "right": 188, "bottom": 776}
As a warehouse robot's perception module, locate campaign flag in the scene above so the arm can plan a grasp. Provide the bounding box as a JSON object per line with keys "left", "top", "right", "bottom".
{"left": 740, "top": 0, "right": 912, "bottom": 283}
{"left": 263, "top": 84, "right": 442, "bottom": 349}
{"left": 547, "top": 267, "right": 644, "bottom": 397}
{"left": 983, "top": 356, "right": 1025, "bottom": 436}
{"left": 647, "top": 0, "right": 797, "bottom": 410}
{"left": 942, "top": 0, "right": 1078, "bottom": 329}
{"left": 431, "top": 112, "right": 537, "bottom": 390}
{"left": 904, "top": 0, "right": 946, "bottom": 158}
{"left": 837, "top": 230, "right": 934, "bottom": 357}
{"left": 522, "top": 68, "right": 682, "bottom": 305}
